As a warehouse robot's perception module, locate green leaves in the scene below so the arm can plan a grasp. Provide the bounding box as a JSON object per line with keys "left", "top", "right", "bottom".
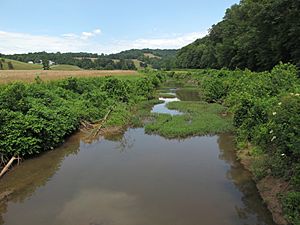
{"left": 0, "top": 74, "right": 162, "bottom": 159}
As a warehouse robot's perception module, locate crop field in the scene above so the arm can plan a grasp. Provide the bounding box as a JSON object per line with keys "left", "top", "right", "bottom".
{"left": 0, "top": 70, "right": 139, "bottom": 83}
{"left": 49, "top": 64, "right": 82, "bottom": 71}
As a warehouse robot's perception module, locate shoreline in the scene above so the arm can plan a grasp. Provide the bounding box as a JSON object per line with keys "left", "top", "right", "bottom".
{"left": 237, "top": 147, "right": 289, "bottom": 225}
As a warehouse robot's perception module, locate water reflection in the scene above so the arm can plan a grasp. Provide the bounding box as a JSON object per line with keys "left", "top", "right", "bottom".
{"left": 176, "top": 88, "right": 202, "bottom": 101}
{"left": 0, "top": 129, "right": 275, "bottom": 225}
{"left": 151, "top": 97, "right": 182, "bottom": 115}
{"left": 218, "top": 134, "right": 276, "bottom": 225}
{"left": 0, "top": 133, "right": 81, "bottom": 224}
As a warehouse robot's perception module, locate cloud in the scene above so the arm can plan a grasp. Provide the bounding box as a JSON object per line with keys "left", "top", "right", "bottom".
{"left": 56, "top": 189, "right": 148, "bottom": 225}
{"left": 93, "top": 29, "right": 101, "bottom": 34}
{"left": 0, "top": 30, "right": 89, "bottom": 54}
{"left": 80, "top": 29, "right": 102, "bottom": 40}
{"left": 0, "top": 29, "right": 206, "bottom": 54}
{"left": 61, "top": 33, "right": 78, "bottom": 38}
{"left": 114, "top": 31, "right": 207, "bottom": 50}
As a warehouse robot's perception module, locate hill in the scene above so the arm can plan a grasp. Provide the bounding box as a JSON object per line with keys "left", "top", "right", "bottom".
{"left": 176, "top": 0, "right": 300, "bottom": 71}
{"left": 0, "top": 49, "right": 177, "bottom": 70}
{"left": 0, "top": 58, "right": 42, "bottom": 70}
{"left": 50, "top": 64, "right": 82, "bottom": 71}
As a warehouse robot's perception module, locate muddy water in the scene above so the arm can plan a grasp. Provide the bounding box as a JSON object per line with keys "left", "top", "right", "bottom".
{"left": 151, "top": 97, "right": 182, "bottom": 115}
{"left": 176, "top": 88, "right": 202, "bottom": 101}
{"left": 0, "top": 89, "right": 276, "bottom": 225}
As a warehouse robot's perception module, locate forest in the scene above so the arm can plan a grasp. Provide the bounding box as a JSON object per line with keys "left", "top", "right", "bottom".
{"left": 176, "top": 0, "right": 300, "bottom": 71}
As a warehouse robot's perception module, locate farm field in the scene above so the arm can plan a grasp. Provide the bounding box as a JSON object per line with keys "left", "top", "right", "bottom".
{"left": 0, "top": 58, "right": 43, "bottom": 70}
{"left": 49, "top": 64, "right": 82, "bottom": 71}
{"left": 0, "top": 69, "right": 139, "bottom": 83}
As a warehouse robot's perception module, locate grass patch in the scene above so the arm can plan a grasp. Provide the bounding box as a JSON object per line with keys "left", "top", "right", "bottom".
{"left": 0, "top": 58, "right": 42, "bottom": 70}
{"left": 145, "top": 101, "right": 233, "bottom": 138}
{"left": 158, "top": 93, "right": 176, "bottom": 98}
{"left": 50, "top": 64, "right": 82, "bottom": 71}
{"left": 130, "top": 99, "right": 164, "bottom": 127}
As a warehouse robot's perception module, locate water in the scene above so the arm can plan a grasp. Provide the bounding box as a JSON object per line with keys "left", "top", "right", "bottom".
{"left": 151, "top": 97, "right": 182, "bottom": 115}
{"left": 176, "top": 88, "right": 202, "bottom": 101}
{"left": 0, "top": 88, "right": 276, "bottom": 225}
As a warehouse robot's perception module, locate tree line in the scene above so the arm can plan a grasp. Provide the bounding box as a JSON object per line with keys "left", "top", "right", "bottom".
{"left": 0, "top": 49, "right": 177, "bottom": 70}
{"left": 176, "top": 0, "right": 300, "bottom": 71}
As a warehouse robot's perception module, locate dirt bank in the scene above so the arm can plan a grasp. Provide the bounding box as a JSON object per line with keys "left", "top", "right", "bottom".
{"left": 237, "top": 147, "right": 289, "bottom": 225}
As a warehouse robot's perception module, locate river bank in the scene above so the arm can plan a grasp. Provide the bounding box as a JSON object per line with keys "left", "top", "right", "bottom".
{"left": 237, "top": 147, "right": 289, "bottom": 225}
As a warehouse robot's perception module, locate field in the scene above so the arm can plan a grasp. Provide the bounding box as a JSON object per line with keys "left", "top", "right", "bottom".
{"left": 50, "top": 64, "right": 82, "bottom": 71}
{"left": 0, "top": 58, "right": 42, "bottom": 70}
{"left": 0, "top": 70, "right": 139, "bottom": 84}
{"left": 144, "top": 53, "right": 161, "bottom": 59}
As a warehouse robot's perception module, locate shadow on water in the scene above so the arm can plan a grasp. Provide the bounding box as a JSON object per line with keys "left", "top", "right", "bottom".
{"left": 218, "top": 134, "right": 276, "bottom": 225}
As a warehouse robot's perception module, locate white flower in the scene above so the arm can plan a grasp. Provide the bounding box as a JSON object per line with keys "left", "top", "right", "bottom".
{"left": 269, "top": 130, "right": 273, "bottom": 134}
{"left": 295, "top": 93, "right": 300, "bottom": 97}
{"left": 272, "top": 112, "right": 277, "bottom": 116}
{"left": 278, "top": 102, "right": 282, "bottom": 106}
{"left": 271, "top": 136, "right": 277, "bottom": 142}
{"left": 290, "top": 93, "right": 294, "bottom": 96}
{"left": 281, "top": 153, "right": 286, "bottom": 157}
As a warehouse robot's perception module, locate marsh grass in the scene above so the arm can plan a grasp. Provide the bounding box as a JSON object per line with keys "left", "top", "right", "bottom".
{"left": 130, "top": 99, "right": 164, "bottom": 127}
{"left": 158, "top": 93, "right": 176, "bottom": 98}
{"left": 145, "top": 101, "right": 233, "bottom": 138}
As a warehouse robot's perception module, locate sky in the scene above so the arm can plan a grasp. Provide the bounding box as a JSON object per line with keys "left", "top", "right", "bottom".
{"left": 0, "top": 0, "right": 239, "bottom": 54}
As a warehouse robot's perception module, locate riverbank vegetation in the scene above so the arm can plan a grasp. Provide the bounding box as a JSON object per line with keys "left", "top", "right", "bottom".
{"left": 166, "top": 63, "right": 299, "bottom": 224}
{"left": 0, "top": 73, "right": 165, "bottom": 163}
{"left": 145, "top": 101, "right": 232, "bottom": 138}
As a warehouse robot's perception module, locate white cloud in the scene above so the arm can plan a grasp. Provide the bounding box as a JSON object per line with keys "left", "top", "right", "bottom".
{"left": 93, "top": 29, "right": 101, "bottom": 34}
{"left": 0, "top": 29, "right": 206, "bottom": 54}
{"left": 101, "top": 31, "right": 207, "bottom": 53}
{"left": 118, "top": 32, "right": 206, "bottom": 49}
{"left": 62, "top": 33, "right": 78, "bottom": 38}
{"left": 81, "top": 32, "right": 94, "bottom": 40}
{"left": 0, "top": 30, "right": 89, "bottom": 54}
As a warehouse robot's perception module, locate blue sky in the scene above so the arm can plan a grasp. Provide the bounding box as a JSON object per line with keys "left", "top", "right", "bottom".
{"left": 0, "top": 0, "right": 239, "bottom": 54}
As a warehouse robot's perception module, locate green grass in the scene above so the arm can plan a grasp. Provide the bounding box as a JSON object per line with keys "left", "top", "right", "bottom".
{"left": 0, "top": 58, "right": 42, "bottom": 70}
{"left": 158, "top": 93, "right": 176, "bottom": 98}
{"left": 50, "top": 64, "right": 82, "bottom": 71}
{"left": 130, "top": 99, "right": 164, "bottom": 127}
{"left": 145, "top": 101, "right": 233, "bottom": 138}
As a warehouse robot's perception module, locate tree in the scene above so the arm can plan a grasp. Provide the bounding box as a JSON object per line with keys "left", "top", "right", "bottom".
{"left": 42, "top": 59, "right": 50, "bottom": 70}
{"left": 7, "top": 62, "right": 14, "bottom": 70}
{"left": 176, "top": 0, "right": 300, "bottom": 71}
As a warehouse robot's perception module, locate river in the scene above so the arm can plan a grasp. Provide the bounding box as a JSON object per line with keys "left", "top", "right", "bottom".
{"left": 0, "top": 88, "right": 276, "bottom": 225}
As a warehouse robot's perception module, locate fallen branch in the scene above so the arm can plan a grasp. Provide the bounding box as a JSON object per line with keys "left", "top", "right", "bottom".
{"left": 0, "top": 156, "right": 21, "bottom": 178}
{"left": 92, "top": 108, "right": 113, "bottom": 138}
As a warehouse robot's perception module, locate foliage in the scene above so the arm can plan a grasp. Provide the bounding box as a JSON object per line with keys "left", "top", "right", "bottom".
{"left": 172, "top": 63, "right": 299, "bottom": 224}
{"left": 176, "top": 0, "right": 300, "bottom": 71}
{"left": 42, "top": 59, "right": 50, "bottom": 70}
{"left": 0, "top": 73, "right": 163, "bottom": 158}
{"left": 282, "top": 192, "right": 300, "bottom": 225}
{"left": 1, "top": 49, "right": 177, "bottom": 71}
{"left": 145, "top": 101, "right": 232, "bottom": 138}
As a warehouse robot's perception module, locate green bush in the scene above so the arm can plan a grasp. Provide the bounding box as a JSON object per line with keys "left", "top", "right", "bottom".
{"left": 282, "top": 192, "right": 300, "bottom": 225}
{"left": 0, "top": 73, "right": 163, "bottom": 159}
